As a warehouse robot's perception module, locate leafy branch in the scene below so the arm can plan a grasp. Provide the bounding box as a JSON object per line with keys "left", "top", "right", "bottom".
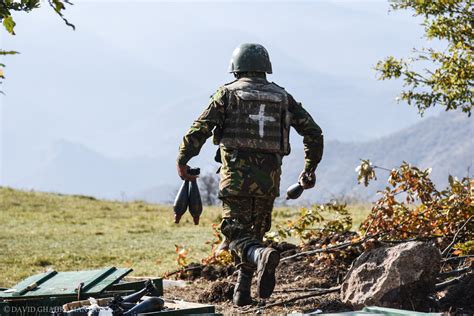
{"left": 358, "top": 160, "right": 473, "bottom": 255}
{"left": 0, "top": 0, "right": 75, "bottom": 35}
{"left": 375, "top": 0, "right": 473, "bottom": 116}
{"left": 0, "top": 0, "right": 74, "bottom": 92}
{"left": 265, "top": 202, "right": 353, "bottom": 244}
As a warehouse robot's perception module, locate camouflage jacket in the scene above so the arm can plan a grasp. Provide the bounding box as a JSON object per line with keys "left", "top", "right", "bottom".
{"left": 177, "top": 77, "right": 324, "bottom": 198}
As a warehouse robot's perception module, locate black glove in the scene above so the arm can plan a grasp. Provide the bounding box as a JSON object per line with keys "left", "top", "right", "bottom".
{"left": 298, "top": 170, "right": 316, "bottom": 189}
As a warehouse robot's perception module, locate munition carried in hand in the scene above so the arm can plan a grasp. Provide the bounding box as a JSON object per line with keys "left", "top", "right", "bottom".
{"left": 286, "top": 182, "right": 304, "bottom": 200}
{"left": 286, "top": 172, "right": 315, "bottom": 200}
{"left": 189, "top": 179, "right": 203, "bottom": 224}
{"left": 173, "top": 167, "right": 203, "bottom": 224}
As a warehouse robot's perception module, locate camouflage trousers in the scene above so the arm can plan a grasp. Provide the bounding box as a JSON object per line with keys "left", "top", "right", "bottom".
{"left": 219, "top": 196, "right": 275, "bottom": 269}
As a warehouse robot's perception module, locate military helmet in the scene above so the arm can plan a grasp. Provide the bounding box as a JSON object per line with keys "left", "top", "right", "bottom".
{"left": 228, "top": 43, "right": 273, "bottom": 74}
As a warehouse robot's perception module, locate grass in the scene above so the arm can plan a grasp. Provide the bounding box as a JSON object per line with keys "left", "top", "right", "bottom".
{"left": 0, "top": 187, "right": 371, "bottom": 287}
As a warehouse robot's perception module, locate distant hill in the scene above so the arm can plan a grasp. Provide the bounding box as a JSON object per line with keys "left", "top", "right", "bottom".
{"left": 12, "top": 140, "right": 177, "bottom": 201}
{"left": 281, "top": 112, "right": 473, "bottom": 204}
{"left": 8, "top": 113, "right": 472, "bottom": 204}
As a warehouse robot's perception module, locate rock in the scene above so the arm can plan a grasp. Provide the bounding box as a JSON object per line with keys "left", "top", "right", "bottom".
{"left": 340, "top": 241, "right": 440, "bottom": 310}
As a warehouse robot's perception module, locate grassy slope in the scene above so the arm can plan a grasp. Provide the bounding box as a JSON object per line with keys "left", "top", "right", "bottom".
{"left": 0, "top": 187, "right": 370, "bottom": 287}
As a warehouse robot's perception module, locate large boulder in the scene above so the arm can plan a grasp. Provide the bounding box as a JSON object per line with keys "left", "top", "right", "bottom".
{"left": 340, "top": 241, "right": 440, "bottom": 310}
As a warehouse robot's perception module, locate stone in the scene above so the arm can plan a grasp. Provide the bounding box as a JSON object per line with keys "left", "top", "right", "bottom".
{"left": 340, "top": 241, "right": 441, "bottom": 310}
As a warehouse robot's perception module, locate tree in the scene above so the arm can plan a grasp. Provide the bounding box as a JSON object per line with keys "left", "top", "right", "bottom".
{"left": 375, "top": 0, "right": 473, "bottom": 116}
{"left": 198, "top": 173, "right": 220, "bottom": 206}
{"left": 0, "top": 0, "right": 74, "bottom": 91}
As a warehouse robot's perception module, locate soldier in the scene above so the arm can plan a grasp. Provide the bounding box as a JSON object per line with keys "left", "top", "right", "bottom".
{"left": 176, "top": 43, "right": 324, "bottom": 306}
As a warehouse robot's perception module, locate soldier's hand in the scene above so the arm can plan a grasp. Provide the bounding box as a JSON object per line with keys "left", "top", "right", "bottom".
{"left": 299, "top": 170, "right": 316, "bottom": 189}
{"left": 177, "top": 164, "right": 198, "bottom": 181}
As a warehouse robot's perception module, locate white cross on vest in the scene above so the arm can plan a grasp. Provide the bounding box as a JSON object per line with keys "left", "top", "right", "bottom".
{"left": 249, "top": 104, "right": 276, "bottom": 138}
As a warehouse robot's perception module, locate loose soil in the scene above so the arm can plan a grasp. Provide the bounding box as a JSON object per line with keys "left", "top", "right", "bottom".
{"left": 164, "top": 234, "right": 473, "bottom": 314}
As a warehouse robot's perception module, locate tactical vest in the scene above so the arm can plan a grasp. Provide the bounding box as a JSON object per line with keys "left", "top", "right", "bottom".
{"left": 214, "top": 79, "right": 291, "bottom": 155}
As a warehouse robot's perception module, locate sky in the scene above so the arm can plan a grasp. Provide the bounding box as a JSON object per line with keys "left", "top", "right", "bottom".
{"left": 0, "top": 0, "right": 440, "bottom": 192}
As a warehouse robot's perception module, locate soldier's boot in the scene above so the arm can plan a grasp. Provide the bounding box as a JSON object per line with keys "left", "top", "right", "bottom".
{"left": 232, "top": 268, "right": 253, "bottom": 306}
{"left": 247, "top": 246, "right": 280, "bottom": 298}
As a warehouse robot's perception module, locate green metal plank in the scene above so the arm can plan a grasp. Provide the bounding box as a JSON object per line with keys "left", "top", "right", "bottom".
{"left": 19, "top": 269, "right": 106, "bottom": 296}
{"left": 85, "top": 268, "right": 132, "bottom": 294}
{"left": 80, "top": 267, "right": 117, "bottom": 292}
{"left": 15, "top": 270, "right": 57, "bottom": 296}
{"left": 321, "top": 313, "right": 384, "bottom": 315}
{"left": 361, "top": 307, "right": 442, "bottom": 315}
{"left": 0, "top": 270, "right": 56, "bottom": 298}
{"left": 0, "top": 267, "right": 132, "bottom": 298}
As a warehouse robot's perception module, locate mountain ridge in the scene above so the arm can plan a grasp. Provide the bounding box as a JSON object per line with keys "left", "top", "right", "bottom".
{"left": 5, "top": 112, "right": 472, "bottom": 204}
{"left": 281, "top": 112, "right": 473, "bottom": 203}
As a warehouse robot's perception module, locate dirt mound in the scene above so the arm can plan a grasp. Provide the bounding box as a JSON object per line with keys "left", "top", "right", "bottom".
{"left": 166, "top": 238, "right": 360, "bottom": 314}
{"left": 165, "top": 238, "right": 472, "bottom": 314}
{"left": 198, "top": 280, "right": 235, "bottom": 303}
